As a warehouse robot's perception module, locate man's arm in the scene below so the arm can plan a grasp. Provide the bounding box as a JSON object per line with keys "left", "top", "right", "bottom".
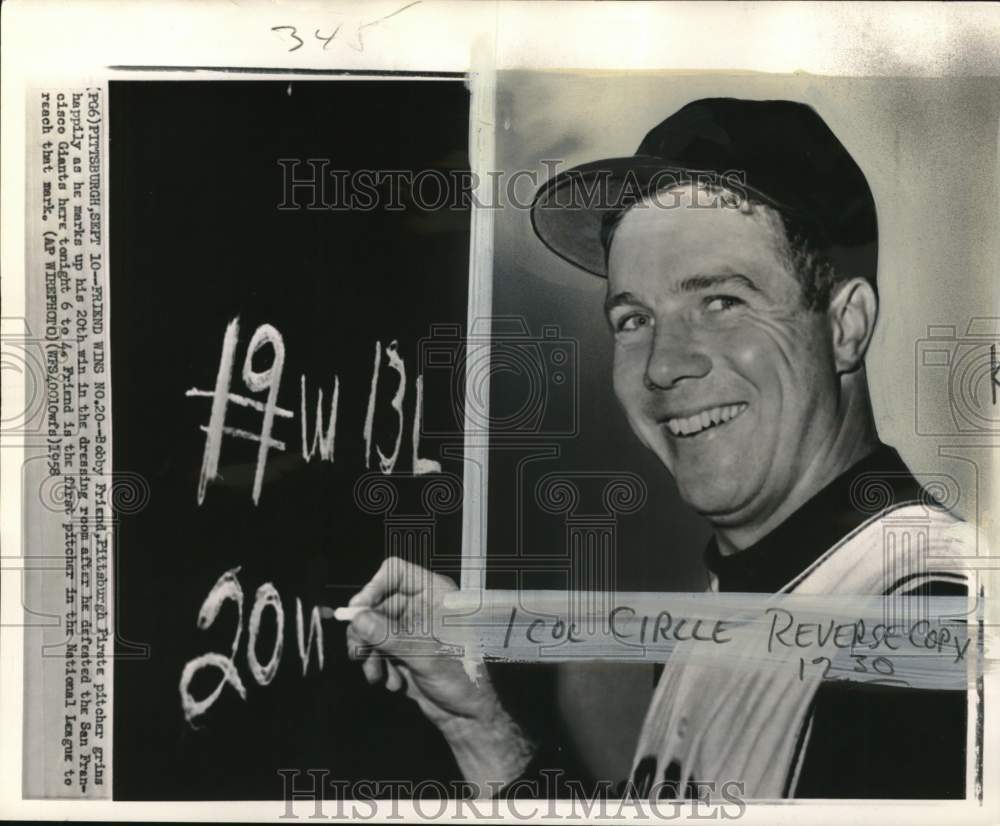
{"left": 345, "top": 557, "right": 535, "bottom": 795}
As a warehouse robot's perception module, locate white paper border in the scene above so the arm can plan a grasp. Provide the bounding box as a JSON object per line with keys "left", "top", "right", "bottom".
{"left": 2, "top": 1, "right": 999, "bottom": 822}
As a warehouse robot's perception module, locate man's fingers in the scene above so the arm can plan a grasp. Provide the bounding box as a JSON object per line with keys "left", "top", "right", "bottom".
{"left": 350, "top": 622, "right": 404, "bottom": 691}
{"left": 385, "top": 660, "right": 404, "bottom": 692}
{"left": 346, "top": 625, "right": 372, "bottom": 660}
{"left": 350, "top": 606, "right": 443, "bottom": 662}
{"left": 396, "top": 662, "right": 427, "bottom": 706}
{"left": 348, "top": 556, "right": 431, "bottom": 609}
{"left": 352, "top": 609, "right": 388, "bottom": 646}
{"left": 361, "top": 653, "right": 383, "bottom": 685}
{"left": 378, "top": 591, "right": 414, "bottom": 620}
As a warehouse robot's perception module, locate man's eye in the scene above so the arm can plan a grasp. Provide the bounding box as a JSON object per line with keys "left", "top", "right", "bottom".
{"left": 705, "top": 295, "right": 743, "bottom": 312}
{"left": 617, "top": 313, "right": 652, "bottom": 332}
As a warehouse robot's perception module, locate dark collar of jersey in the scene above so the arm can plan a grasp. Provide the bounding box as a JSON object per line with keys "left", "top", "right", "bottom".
{"left": 704, "top": 443, "right": 926, "bottom": 593}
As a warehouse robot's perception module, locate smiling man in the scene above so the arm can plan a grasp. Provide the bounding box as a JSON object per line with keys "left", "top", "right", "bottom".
{"left": 346, "top": 98, "right": 973, "bottom": 801}
{"left": 601, "top": 185, "right": 877, "bottom": 555}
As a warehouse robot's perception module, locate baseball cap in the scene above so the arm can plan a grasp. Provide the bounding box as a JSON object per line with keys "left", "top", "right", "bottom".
{"left": 530, "top": 97, "right": 878, "bottom": 281}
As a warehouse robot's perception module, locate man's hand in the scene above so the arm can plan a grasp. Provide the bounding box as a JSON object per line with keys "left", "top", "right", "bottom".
{"left": 346, "top": 557, "right": 534, "bottom": 792}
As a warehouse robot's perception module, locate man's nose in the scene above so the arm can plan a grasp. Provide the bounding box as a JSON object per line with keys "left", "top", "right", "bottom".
{"left": 644, "top": 325, "right": 712, "bottom": 390}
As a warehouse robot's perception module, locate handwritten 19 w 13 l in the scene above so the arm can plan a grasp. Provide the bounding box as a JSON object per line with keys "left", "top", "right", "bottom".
{"left": 186, "top": 316, "right": 442, "bottom": 505}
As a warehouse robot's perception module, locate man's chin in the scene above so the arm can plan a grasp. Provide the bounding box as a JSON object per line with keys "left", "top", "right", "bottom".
{"left": 674, "top": 477, "right": 755, "bottom": 522}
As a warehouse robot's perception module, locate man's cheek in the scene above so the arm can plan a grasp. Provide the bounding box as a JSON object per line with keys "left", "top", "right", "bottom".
{"left": 612, "top": 359, "right": 660, "bottom": 452}
{"left": 729, "top": 338, "right": 771, "bottom": 376}
{"left": 727, "top": 325, "right": 792, "bottom": 379}
{"left": 612, "top": 349, "right": 645, "bottom": 406}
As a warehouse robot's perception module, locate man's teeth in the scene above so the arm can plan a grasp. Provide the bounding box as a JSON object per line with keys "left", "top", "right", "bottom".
{"left": 666, "top": 403, "right": 747, "bottom": 436}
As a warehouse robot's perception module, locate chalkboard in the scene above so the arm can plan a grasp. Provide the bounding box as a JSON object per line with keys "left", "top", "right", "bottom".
{"left": 110, "top": 80, "right": 471, "bottom": 800}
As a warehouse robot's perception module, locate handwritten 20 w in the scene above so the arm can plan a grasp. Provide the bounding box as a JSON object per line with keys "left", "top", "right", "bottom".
{"left": 179, "top": 567, "right": 325, "bottom": 726}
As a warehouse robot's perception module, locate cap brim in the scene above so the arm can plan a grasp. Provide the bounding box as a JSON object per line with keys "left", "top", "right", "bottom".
{"left": 530, "top": 157, "right": 674, "bottom": 278}
{"left": 529, "top": 156, "right": 785, "bottom": 278}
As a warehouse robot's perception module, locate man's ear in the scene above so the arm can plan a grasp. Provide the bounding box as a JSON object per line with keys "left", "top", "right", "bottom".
{"left": 828, "top": 278, "right": 878, "bottom": 374}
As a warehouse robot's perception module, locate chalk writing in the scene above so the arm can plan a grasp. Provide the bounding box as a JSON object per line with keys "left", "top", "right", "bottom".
{"left": 247, "top": 583, "right": 283, "bottom": 686}
{"left": 178, "top": 567, "right": 247, "bottom": 725}
{"left": 188, "top": 318, "right": 293, "bottom": 505}
{"left": 411, "top": 375, "right": 441, "bottom": 475}
{"left": 296, "top": 598, "right": 325, "bottom": 676}
{"left": 179, "top": 568, "right": 329, "bottom": 726}
{"left": 366, "top": 340, "right": 405, "bottom": 474}
{"left": 301, "top": 373, "right": 339, "bottom": 462}
{"left": 187, "top": 318, "right": 440, "bottom": 505}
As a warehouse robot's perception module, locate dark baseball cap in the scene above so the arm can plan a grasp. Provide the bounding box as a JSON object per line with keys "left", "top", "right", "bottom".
{"left": 530, "top": 97, "right": 878, "bottom": 282}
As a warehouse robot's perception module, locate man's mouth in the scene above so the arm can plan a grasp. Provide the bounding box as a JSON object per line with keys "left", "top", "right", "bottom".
{"left": 662, "top": 403, "right": 748, "bottom": 437}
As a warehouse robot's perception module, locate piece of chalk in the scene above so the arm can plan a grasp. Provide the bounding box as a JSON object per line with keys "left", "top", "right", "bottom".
{"left": 320, "top": 605, "right": 368, "bottom": 622}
